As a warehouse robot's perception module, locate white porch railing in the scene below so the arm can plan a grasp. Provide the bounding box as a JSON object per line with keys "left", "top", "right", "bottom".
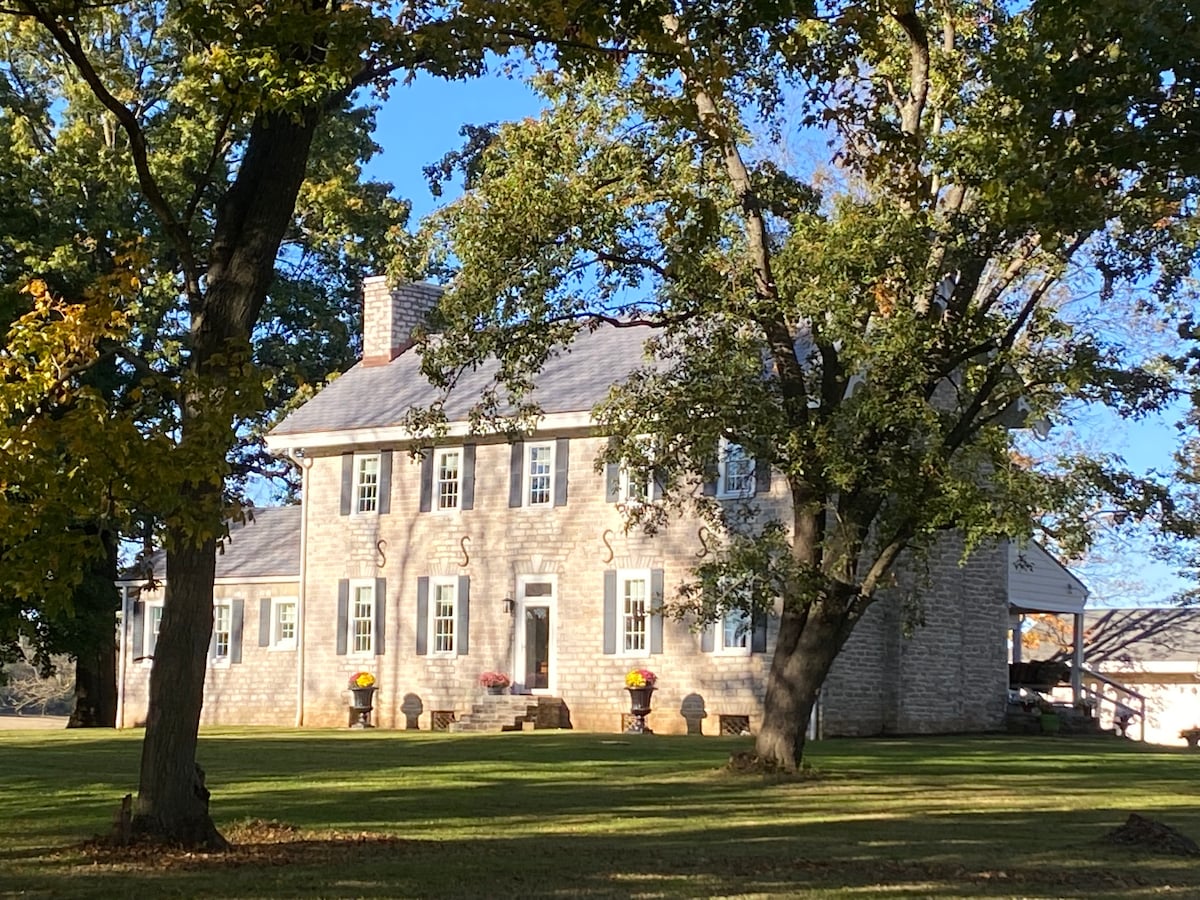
{"left": 1079, "top": 666, "right": 1148, "bottom": 743}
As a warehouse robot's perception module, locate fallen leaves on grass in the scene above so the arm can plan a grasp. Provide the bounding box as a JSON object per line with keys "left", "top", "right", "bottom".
{"left": 71, "top": 819, "right": 416, "bottom": 871}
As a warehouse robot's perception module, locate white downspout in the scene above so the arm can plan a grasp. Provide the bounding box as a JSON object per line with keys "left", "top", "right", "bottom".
{"left": 116, "top": 584, "right": 129, "bottom": 729}
{"left": 286, "top": 448, "right": 313, "bottom": 727}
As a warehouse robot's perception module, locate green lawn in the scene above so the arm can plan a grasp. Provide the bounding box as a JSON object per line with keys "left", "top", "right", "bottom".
{"left": 1, "top": 728, "right": 1198, "bottom": 899}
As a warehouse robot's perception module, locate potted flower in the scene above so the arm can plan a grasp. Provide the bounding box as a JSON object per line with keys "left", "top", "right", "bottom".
{"left": 624, "top": 668, "right": 657, "bottom": 734}
{"left": 348, "top": 672, "right": 377, "bottom": 728}
{"left": 479, "top": 672, "right": 511, "bottom": 695}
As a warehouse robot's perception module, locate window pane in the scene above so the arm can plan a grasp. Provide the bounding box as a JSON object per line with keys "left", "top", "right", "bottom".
{"left": 356, "top": 455, "right": 380, "bottom": 513}
{"left": 723, "top": 609, "right": 751, "bottom": 649}
{"left": 437, "top": 450, "right": 460, "bottom": 510}
{"left": 433, "top": 583, "right": 455, "bottom": 653}
{"left": 723, "top": 443, "right": 753, "bottom": 495}
{"left": 276, "top": 602, "right": 296, "bottom": 642}
{"left": 353, "top": 586, "right": 373, "bottom": 653}
{"left": 213, "top": 605, "right": 231, "bottom": 658}
{"left": 528, "top": 445, "right": 552, "bottom": 505}
{"left": 622, "top": 578, "right": 647, "bottom": 652}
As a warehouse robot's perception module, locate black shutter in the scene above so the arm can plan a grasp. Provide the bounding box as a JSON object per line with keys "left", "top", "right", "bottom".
{"left": 602, "top": 570, "right": 617, "bottom": 655}
{"left": 701, "top": 458, "right": 718, "bottom": 496}
{"left": 418, "top": 449, "right": 433, "bottom": 513}
{"left": 554, "top": 438, "right": 569, "bottom": 506}
{"left": 751, "top": 607, "right": 768, "bottom": 653}
{"left": 700, "top": 623, "right": 716, "bottom": 653}
{"left": 230, "top": 599, "right": 244, "bottom": 664}
{"left": 461, "top": 444, "right": 476, "bottom": 510}
{"left": 131, "top": 600, "right": 144, "bottom": 659}
{"left": 374, "top": 578, "right": 387, "bottom": 655}
{"left": 336, "top": 580, "right": 349, "bottom": 655}
{"left": 416, "top": 576, "right": 430, "bottom": 655}
{"left": 508, "top": 442, "right": 524, "bottom": 507}
{"left": 258, "top": 597, "right": 271, "bottom": 647}
{"left": 378, "top": 450, "right": 393, "bottom": 514}
{"left": 457, "top": 576, "right": 470, "bottom": 655}
{"left": 340, "top": 454, "right": 354, "bottom": 515}
{"left": 754, "top": 458, "right": 771, "bottom": 495}
{"left": 650, "top": 569, "right": 664, "bottom": 654}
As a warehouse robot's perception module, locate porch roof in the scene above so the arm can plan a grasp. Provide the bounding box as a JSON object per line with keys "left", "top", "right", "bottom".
{"left": 1007, "top": 541, "right": 1089, "bottom": 615}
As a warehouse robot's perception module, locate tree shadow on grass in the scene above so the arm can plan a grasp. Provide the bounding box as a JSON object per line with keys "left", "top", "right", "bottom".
{"left": 0, "top": 812, "right": 1193, "bottom": 900}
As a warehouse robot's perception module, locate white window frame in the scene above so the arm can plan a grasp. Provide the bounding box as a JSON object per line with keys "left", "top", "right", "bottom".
{"left": 429, "top": 576, "right": 458, "bottom": 656}
{"left": 353, "top": 452, "right": 381, "bottom": 515}
{"left": 523, "top": 441, "right": 555, "bottom": 507}
{"left": 717, "top": 439, "right": 755, "bottom": 500}
{"left": 349, "top": 579, "right": 375, "bottom": 655}
{"left": 142, "top": 601, "right": 164, "bottom": 665}
{"left": 211, "top": 602, "right": 233, "bottom": 666}
{"left": 270, "top": 597, "right": 298, "bottom": 650}
{"left": 717, "top": 607, "right": 753, "bottom": 655}
{"left": 434, "top": 447, "right": 463, "bottom": 512}
{"left": 619, "top": 465, "right": 653, "bottom": 506}
{"left": 617, "top": 569, "right": 651, "bottom": 657}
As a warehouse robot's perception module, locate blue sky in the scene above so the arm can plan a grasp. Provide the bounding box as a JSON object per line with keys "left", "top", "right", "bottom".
{"left": 361, "top": 71, "right": 1194, "bottom": 608}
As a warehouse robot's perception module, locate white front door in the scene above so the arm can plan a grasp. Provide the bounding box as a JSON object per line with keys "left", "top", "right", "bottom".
{"left": 514, "top": 575, "right": 556, "bottom": 694}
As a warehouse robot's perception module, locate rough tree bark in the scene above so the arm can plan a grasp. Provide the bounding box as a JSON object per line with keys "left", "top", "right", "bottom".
{"left": 129, "top": 109, "right": 320, "bottom": 847}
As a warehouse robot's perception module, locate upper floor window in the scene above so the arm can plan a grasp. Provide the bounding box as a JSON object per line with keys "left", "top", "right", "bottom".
{"left": 620, "top": 466, "right": 653, "bottom": 505}
{"left": 717, "top": 440, "right": 755, "bottom": 499}
{"left": 526, "top": 442, "right": 554, "bottom": 506}
{"left": 435, "top": 449, "right": 462, "bottom": 511}
{"left": 509, "top": 439, "right": 568, "bottom": 509}
{"left": 355, "top": 453, "right": 381, "bottom": 514}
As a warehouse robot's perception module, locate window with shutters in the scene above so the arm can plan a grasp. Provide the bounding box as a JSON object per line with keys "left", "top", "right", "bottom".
{"left": 354, "top": 453, "right": 381, "bottom": 514}
{"left": 435, "top": 448, "right": 461, "bottom": 511}
{"left": 717, "top": 439, "right": 755, "bottom": 499}
{"left": 431, "top": 577, "right": 457, "bottom": 655}
{"left": 351, "top": 582, "right": 375, "bottom": 654}
{"left": 619, "top": 466, "right": 653, "bottom": 505}
{"left": 271, "top": 598, "right": 297, "bottom": 650}
{"left": 619, "top": 570, "right": 650, "bottom": 655}
{"left": 717, "top": 578, "right": 753, "bottom": 654}
{"left": 524, "top": 442, "right": 555, "bottom": 506}
{"left": 212, "top": 603, "right": 232, "bottom": 664}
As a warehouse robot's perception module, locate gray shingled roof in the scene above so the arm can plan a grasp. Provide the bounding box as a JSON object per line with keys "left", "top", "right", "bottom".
{"left": 271, "top": 323, "right": 658, "bottom": 437}
{"left": 128, "top": 506, "right": 301, "bottom": 582}
{"left": 1084, "top": 608, "right": 1200, "bottom": 664}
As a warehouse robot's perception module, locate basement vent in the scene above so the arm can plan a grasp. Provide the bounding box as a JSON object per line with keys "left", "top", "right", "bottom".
{"left": 431, "top": 711, "right": 456, "bottom": 732}
{"left": 719, "top": 715, "right": 752, "bottom": 736}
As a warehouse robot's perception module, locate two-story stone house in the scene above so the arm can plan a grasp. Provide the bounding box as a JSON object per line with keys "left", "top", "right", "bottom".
{"left": 117, "top": 277, "right": 1022, "bottom": 735}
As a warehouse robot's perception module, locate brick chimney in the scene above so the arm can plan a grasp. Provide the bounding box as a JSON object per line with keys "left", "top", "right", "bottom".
{"left": 361, "top": 276, "right": 443, "bottom": 367}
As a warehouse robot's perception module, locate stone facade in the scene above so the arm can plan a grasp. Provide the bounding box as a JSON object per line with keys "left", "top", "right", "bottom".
{"left": 118, "top": 435, "right": 1010, "bottom": 736}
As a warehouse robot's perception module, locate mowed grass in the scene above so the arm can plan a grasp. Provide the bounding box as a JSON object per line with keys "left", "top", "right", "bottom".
{"left": 1, "top": 729, "right": 1199, "bottom": 898}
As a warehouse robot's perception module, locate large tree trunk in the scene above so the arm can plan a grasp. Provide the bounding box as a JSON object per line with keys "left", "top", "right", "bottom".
{"left": 756, "top": 596, "right": 853, "bottom": 770}
{"left": 131, "top": 538, "right": 225, "bottom": 847}
{"left": 129, "top": 108, "right": 320, "bottom": 848}
{"left": 68, "top": 528, "right": 119, "bottom": 728}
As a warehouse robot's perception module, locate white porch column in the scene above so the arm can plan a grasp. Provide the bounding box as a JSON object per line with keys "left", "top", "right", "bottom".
{"left": 1071, "top": 612, "right": 1084, "bottom": 704}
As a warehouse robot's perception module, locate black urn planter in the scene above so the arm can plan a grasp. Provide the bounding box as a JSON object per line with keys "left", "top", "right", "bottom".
{"left": 626, "top": 686, "right": 655, "bottom": 734}
{"left": 349, "top": 686, "right": 377, "bottom": 728}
